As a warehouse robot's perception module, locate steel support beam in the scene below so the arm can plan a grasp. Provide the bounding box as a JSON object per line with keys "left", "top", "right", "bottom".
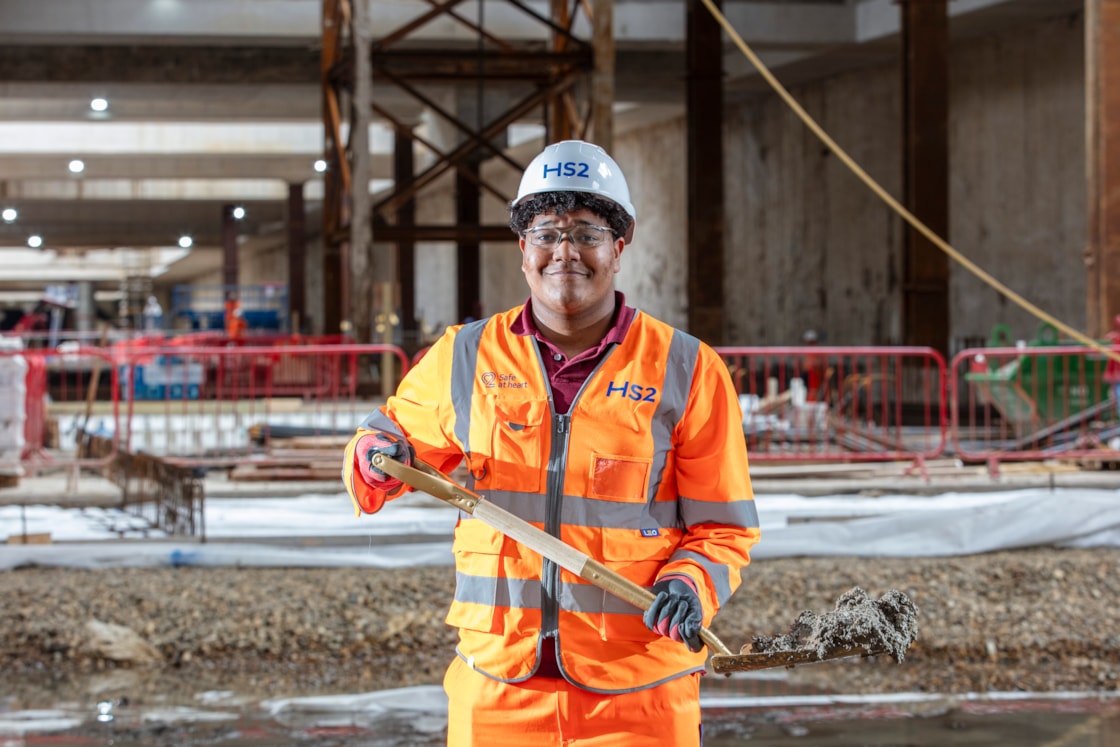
{"left": 900, "top": 0, "right": 949, "bottom": 355}
{"left": 457, "top": 160, "right": 482, "bottom": 324}
{"left": 686, "top": 0, "right": 725, "bottom": 344}
{"left": 323, "top": 0, "right": 596, "bottom": 332}
{"left": 1086, "top": 0, "right": 1120, "bottom": 335}
{"left": 287, "top": 183, "right": 306, "bottom": 334}
{"left": 321, "top": 0, "right": 346, "bottom": 335}
{"left": 394, "top": 133, "right": 418, "bottom": 349}
{"left": 221, "top": 204, "right": 239, "bottom": 288}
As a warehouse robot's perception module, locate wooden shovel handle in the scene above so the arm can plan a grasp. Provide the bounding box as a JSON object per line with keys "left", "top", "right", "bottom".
{"left": 372, "top": 455, "right": 735, "bottom": 658}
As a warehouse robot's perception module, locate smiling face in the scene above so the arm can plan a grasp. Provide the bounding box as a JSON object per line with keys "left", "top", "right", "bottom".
{"left": 519, "top": 208, "right": 624, "bottom": 325}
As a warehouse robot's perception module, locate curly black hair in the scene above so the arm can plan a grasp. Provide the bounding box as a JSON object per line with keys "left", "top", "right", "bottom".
{"left": 509, "top": 192, "right": 633, "bottom": 241}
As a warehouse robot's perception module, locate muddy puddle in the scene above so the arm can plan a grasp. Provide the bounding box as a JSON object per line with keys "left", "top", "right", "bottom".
{"left": 3, "top": 676, "right": 1118, "bottom": 746}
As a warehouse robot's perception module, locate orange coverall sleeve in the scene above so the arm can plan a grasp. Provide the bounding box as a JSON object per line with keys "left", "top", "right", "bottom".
{"left": 343, "top": 328, "right": 466, "bottom": 517}
{"left": 658, "top": 341, "right": 760, "bottom": 620}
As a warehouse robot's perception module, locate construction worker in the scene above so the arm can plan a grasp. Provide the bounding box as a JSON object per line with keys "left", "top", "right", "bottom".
{"left": 224, "top": 293, "right": 246, "bottom": 340}
{"left": 343, "top": 140, "right": 759, "bottom": 746}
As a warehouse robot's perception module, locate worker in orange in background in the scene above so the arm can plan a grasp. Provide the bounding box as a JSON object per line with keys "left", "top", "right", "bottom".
{"left": 342, "top": 140, "right": 760, "bottom": 746}
{"left": 224, "top": 293, "right": 246, "bottom": 340}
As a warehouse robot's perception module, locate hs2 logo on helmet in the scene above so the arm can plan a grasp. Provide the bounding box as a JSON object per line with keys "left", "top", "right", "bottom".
{"left": 542, "top": 161, "right": 591, "bottom": 179}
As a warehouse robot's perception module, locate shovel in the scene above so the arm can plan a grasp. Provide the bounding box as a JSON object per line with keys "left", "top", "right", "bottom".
{"left": 371, "top": 455, "right": 907, "bottom": 674}
{"left": 371, "top": 454, "right": 736, "bottom": 661}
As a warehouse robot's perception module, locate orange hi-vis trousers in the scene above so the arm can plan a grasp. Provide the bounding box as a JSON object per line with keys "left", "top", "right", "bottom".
{"left": 443, "top": 656, "right": 703, "bottom": 746}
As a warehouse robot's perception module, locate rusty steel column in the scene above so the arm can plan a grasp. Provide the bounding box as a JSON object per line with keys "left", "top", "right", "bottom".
{"left": 1086, "top": 0, "right": 1120, "bottom": 335}
{"left": 457, "top": 159, "right": 482, "bottom": 323}
{"left": 221, "top": 204, "right": 238, "bottom": 289}
{"left": 901, "top": 0, "right": 950, "bottom": 355}
{"left": 321, "top": 0, "right": 345, "bottom": 335}
{"left": 686, "top": 0, "right": 725, "bottom": 345}
{"left": 395, "top": 131, "right": 418, "bottom": 349}
{"left": 287, "top": 183, "right": 306, "bottom": 333}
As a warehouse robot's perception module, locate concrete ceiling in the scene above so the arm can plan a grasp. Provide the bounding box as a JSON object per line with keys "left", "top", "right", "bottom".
{"left": 0, "top": 0, "right": 1083, "bottom": 297}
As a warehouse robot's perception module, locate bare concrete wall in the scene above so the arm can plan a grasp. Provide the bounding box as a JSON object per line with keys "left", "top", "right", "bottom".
{"left": 725, "top": 66, "right": 903, "bottom": 346}
{"left": 950, "top": 13, "right": 1085, "bottom": 347}
{"left": 722, "top": 11, "right": 1084, "bottom": 348}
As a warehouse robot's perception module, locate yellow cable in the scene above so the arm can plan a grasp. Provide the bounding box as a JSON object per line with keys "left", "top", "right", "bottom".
{"left": 699, "top": 0, "right": 1120, "bottom": 366}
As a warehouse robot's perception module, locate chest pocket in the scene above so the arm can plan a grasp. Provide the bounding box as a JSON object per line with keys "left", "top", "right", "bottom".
{"left": 479, "top": 397, "right": 549, "bottom": 493}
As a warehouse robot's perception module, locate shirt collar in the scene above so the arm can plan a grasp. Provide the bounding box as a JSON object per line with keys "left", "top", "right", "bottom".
{"left": 511, "top": 291, "right": 633, "bottom": 349}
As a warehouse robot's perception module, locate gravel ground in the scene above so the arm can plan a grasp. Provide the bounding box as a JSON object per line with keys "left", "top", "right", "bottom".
{"left": 2, "top": 547, "right": 1119, "bottom": 708}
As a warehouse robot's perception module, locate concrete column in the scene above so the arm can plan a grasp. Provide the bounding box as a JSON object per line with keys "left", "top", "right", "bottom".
{"left": 591, "top": 0, "right": 615, "bottom": 152}
{"left": 76, "top": 281, "right": 95, "bottom": 333}
{"left": 349, "top": 0, "right": 372, "bottom": 342}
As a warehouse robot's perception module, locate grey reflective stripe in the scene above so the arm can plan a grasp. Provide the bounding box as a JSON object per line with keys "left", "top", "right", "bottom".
{"left": 551, "top": 492, "right": 680, "bottom": 530}
{"left": 678, "top": 495, "right": 760, "bottom": 529}
{"left": 451, "top": 319, "right": 487, "bottom": 456}
{"left": 358, "top": 409, "right": 404, "bottom": 435}
{"left": 483, "top": 489, "right": 550, "bottom": 525}
{"left": 645, "top": 327, "right": 700, "bottom": 520}
{"left": 669, "top": 548, "right": 735, "bottom": 604}
{"left": 554, "top": 493, "right": 669, "bottom": 530}
{"left": 454, "top": 571, "right": 542, "bottom": 610}
{"left": 564, "top": 582, "right": 644, "bottom": 616}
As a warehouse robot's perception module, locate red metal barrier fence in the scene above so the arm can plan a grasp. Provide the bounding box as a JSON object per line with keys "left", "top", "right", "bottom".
{"left": 949, "top": 345, "right": 1119, "bottom": 468}
{"left": 0, "top": 340, "right": 410, "bottom": 477}
{"left": 10, "top": 338, "right": 1118, "bottom": 479}
{"left": 110, "top": 343, "right": 409, "bottom": 468}
{"left": 0, "top": 344, "right": 121, "bottom": 485}
{"left": 714, "top": 346, "right": 947, "bottom": 464}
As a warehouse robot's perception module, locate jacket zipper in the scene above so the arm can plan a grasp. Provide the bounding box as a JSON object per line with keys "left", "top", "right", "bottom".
{"left": 541, "top": 412, "right": 569, "bottom": 645}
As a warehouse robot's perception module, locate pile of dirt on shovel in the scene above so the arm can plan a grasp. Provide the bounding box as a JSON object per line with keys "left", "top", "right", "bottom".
{"left": 747, "top": 587, "right": 919, "bottom": 661}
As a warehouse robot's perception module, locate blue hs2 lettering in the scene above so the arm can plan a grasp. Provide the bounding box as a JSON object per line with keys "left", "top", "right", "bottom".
{"left": 605, "top": 380, "right": 658, "bottom": 402}
{"left": 542, "top": 161, "right": 590, "bottom": 179}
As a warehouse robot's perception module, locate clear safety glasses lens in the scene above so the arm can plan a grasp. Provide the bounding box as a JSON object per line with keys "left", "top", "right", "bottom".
{"left": 524, "top": 226, "right": 612, "bottom": 249}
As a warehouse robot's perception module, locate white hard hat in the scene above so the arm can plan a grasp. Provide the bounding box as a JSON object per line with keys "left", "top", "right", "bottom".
{"left": 513, "top": 140, "right": 637, "bottom": 241}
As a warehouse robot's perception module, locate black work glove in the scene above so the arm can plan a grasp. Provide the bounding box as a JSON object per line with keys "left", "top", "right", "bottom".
{"left": 643, "top": 577, "right": 704, "bottom": 652}
{"left": 354, "top": 431, "right": 413, "bottom": 490}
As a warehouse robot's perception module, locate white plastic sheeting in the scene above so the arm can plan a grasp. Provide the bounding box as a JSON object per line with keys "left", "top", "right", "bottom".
{"left": 2, "top": 488, "right": 1119, "bottom": 570}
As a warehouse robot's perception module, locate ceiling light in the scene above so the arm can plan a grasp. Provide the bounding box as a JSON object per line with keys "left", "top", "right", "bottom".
{"left": 90, "top": 97, "right": 109, "bottom": 112}
{"left": 232, "top": 206, "right": 246, "bottom": 220}
{"left": 68, "top": 159, "right": 85, "bottom": 174}
{"left": 1, "top": 208, "right": 15, "bottom": 222}
{"left": 27, "top": 235, "right": 43, "bottom": 249}
{"left": 313, "top": 159, "right": 328, "bottom": 173}
{"left": 178, "top": 235, "right": 193, "bottom": 249}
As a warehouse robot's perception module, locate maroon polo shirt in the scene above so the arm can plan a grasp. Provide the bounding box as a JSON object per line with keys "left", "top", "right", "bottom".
{"left": 511, "top": 291, "right": 636, "bottom": 414}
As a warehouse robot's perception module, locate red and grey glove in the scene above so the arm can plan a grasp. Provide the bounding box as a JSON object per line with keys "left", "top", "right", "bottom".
{"left": 643, "top": 576, "right": 704, "bottom": 652}
{"left": 354, "top": 431, "right": 413, "bottom": 492}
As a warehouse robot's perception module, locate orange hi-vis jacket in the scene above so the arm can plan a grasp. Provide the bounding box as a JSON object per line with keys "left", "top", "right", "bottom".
{"left": 343, "top": 305, "right": 760, "bottom": 693}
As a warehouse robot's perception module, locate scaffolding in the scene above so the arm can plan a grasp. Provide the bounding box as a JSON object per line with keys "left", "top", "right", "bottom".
{"left": 320, "top": 0, "right": 609, "bottom": 342}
